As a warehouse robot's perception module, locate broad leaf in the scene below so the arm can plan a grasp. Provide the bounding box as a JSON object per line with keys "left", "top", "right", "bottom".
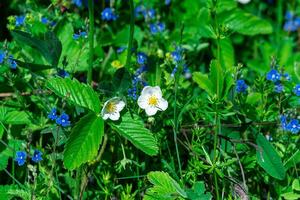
{"left": 219, "top": 9, "right": 273, "bottom": 35}
{"left": 47, "top": 77, "right": 101, "bottom": 113}
{"left": 14, "top": 59, "right": 54, "bottom": 72}
{"left": 109, "top": 112, "right": 158, "bottom": 156}
{"left": 0, "top": 107, "right": 31, "bottom": 125}
{"left": 144, "top": 171, "right": 187, "bottom": 200}
{"left": 11, "top": 30, "right": 62, "bottom": 66}
{"left": 256, "top": 134, "right": 286, "bottom": 180}
{"left": 63, "top": 113, "right": 104, "bottom": 170}
{"left": 192, "top": 72, "right": 214, "bottom": 97}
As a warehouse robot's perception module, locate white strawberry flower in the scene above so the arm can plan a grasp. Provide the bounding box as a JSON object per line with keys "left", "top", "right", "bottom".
{"left": 101, "top": 97, "right": 125, "bottom": 121}
{"left": 237, "top": 0, "right": 251, "bottom": 4}
{"left": 137, "top": 86, "right": 168, "bottom": 116}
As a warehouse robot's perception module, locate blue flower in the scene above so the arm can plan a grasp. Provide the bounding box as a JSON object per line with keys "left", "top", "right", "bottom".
{"left": 235, "top": 79, "right": 248, "bottom": 93}
{"left": 135, "top": 5, "right": 144, "bottom": 17}
{"left": 48, "top": 108, "right": 58, "bottom": 120}
{"left": 31, "top": 150, "right": 43, "bottom": 163}
{"left": 128, "top": 87, "right": 137, "bottom": 100}
{"left": 101, "top": 8, "right": 117, "bottom": 21}
{"left": 117, "top": 47, "right": 126, "bottom": 54}
{"left": 137, "top": 52, "right": 147, "bottom": 65}
{"left": 15, "top": 151, "right": 26, "bottom": 166}
{"left": 280, "top": 115, "right": 288, "bottom": 130}
{"left": 149, "top": 22, "right": 165, "bottom": 34}
{"left": 274, "top": 83, "right": 283, "bottom": 93}
{"left": 73, "top": 31, "right": 87, "bottom": 40}
{"left": 284, "top": 20, "right": 298, "bottom": 32}
{"left": 143, "top": 9, "right": 156, "bottom": 19}
{"left": 57, "top": 69, "right": 70, "bottom": 78}
{"left": 283, "top": 73, "right": 291, "bottom": 81}
{"left": 150, "top": 23, "right": 159, "bottom": 34}
{"left": 8, "top": 55, "right": 17, "bottom": 69}
{"left": 41, "top": 17, "right": 49, "bottom": 24}
{"left": 171, "top": 65, "right": 178, "bottom": 77}
{"left": 286, "top": 119, "right": 300, "bottom": 134}
{"left": 171, "top": 51, "right": 182, "bottom": 63}
{"left": 266, "top": 69, "right": 281, "bottom": 82}
{"left": 285, "top": 11, "right": 294, "bottom": 20}
{"left": 72, "top": 0, "right": 82, "bottom": 7}
{"left": 165, "top": 0, "right": 171, "bottom": 5}
{"left": 56, "top": 113, "right": 71, "bottom": 127}
{"left": 15, "top": 16, "right": 25, "bottom": 27}
{"left": 293, "top": 84, "right": 300, "bottom": 96}
{"left": 0, "top": 50, "right": 6, "bottom": 64}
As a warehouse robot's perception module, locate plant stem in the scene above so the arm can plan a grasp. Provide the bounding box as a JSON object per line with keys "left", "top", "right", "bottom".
{"left": 213, "top": 111, "right": 220, "bottom": 200}
{"left": 126, "top": 0, "right": 135, "bottom": 67}
{"left": 87, "top": 0, "right": 94, "bottom": 85}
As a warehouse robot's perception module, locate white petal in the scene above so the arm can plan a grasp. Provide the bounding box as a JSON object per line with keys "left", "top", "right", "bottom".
{"left": 109, "top": 112, "right": 120, "bottom": 121}
{"left": 116, "top": 100, "right": 125, "bottom": 112}
{"left": 137, "top": 96, "right": 149, "bottom": 109}
{"left": 145, "top": 107, "right": 158, "bottom": 116}
{"left": 102, "top": 113, "right": 110, "bottom": 120}
{"left": 158, "top": 98, "right": 168, "bottom": 111}
{"left": 152, "top": 86, "right": 162, "bottom": 98}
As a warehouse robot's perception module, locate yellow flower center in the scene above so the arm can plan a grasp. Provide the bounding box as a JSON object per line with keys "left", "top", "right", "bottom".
{"left": 106, "top": 102, "right": 117, "bottom": 113}
{"left": 148, "top": 95, "right": 158, "bottom": 106}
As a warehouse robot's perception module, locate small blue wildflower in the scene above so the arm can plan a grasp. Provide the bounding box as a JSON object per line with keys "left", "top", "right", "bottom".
{"left": 274, "top": 83, "right": 283, "bottom": 93}
{"left": 8, "top": 55, "right": 17, "bottom": 69}
{"left": 57, "top": 69, "right": 70, "bottom": 78}
{"left": 293, "top": 84, "right": 300, "bottom": 96}
{"left": 56, "top": 113, "right": 71, "bottom": 127}
{"left": 280, "top": 115, "right": 287, "bottom": 130}
{"left": 295, "top": 17, "right": 300, "bottom": 27}
{"left": 183, "top": 65, "right": 192, "bottom": 79}
{"left": 48, "top": 108, "right": 58, "bottom": 120}
{"left": 73, "top": 33, "right": 81, "bottom": 40}
{"left": 143, "top": 9, "right": 156, "bottom": 19}
{"left": 150, "top": 23, "right": 159, "bottom": 34}
{"left": 101, "top": 8, "right": 117, "bottom": 21}
{"left": 235, "top": 79, "right": 248, "bottom": 93}
{"left": 41, "top": 17, "right": 49, "bottom": 24}
{"left": 283, "top": 73, "right": 291, "bottom": 81}
{"left": 284, "top": 20, "right": 298, "bottom": 32}
{"left": 31, "top": 150, "right": 43, "bottom": 163}
{"left": 286, "top": 119, "right": 300, "bottom": 134}
{"left": 73, "top": 31, "right": 87, "bottom": 40}
{"left": 0, "top": 50, "right": 6, "bottom": 64}
{"left": 72, "top": 0, "right": 82, "bottom": 7}
{"left": 135, "top": 65, "right": 147, "bottom": 76}
{"left": 285, "top": 11, "right": 294, "bottom": 20}
{"left": 150, "top": 22, "right": 165, "bottom": 34}
{"left": 15, "top": 16, "right": 25, "bottom": 27}
{"left": 15, "top": 151, "right": 26, "bottom": 166}
{"left": 157, "top": 22, "right": 165, "bottom": 32}
{"left": 80, "top": 31, "right": 87, "bottom": 38}
{"left": 137, "top": 52, "right": 147, "bottom": 65}
{"left": 171, "top": 51, "right": 182, "bottom": 63}
{"left": 171, "top": 65, "right": 178, "bottom": 77}
{"left": 117, "top": 47, "right": 126, "bottom": 54}
{"left": 128, "top": 88, "right": 137, "bottom": 100}
{"left": 266, "top": 69, "right": 281, "bottom": 82}
{"left": 165, "top": 0, "right": 171, "bottom": 5}
{"left": 135, "top": 5, "right": 144, "bottom": 17}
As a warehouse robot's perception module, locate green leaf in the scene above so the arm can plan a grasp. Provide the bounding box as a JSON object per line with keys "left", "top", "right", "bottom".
{"left": 186, "top": 181, "right": 212, "bottom": 200}
{"left": 219, "top": 38, "right": 235, "bottom": 70}
{"left": 192, "top": 72, "right": 214, "bottom": 97}
{"left": 0, "top": 185, "right": 19, "bottom": 200}
{"left": 0, "top": 124, "right": 3, "bottom": 139}
{"left": 47, "top": 77, "right": 100, "bottom": 113}
{"left": 219, "top": 9, "right": 273, "bottom": 35}
{"left": 109, "top": 112, "right": 158, "bottom": 156}
{"left": 284, "top": 150, "right": 300, "bottom": 170}
{"left": 144, "top": 171, "right": 187, "bottom": 200}
{"left": 14, "top": 59, "right": 54, "bottom": 72}
{"left": 281, "top": 192, "right": 300, "bottom": 200}
{"left": 0, "top": 107, "right": 31, "bottom": 125}
{"left": 210, "top": 60, "right": 224, "bottom": 99}
{"left": 256, "top": 134, "right": 286, "bottom": 180}
{"left": 113, "top": 68, "right": 131, "bottom": 94}
{"left": 63, "top": 113, "right": 104, "bottom": 170}
{"left": 292, "top": 179, "right": 300, "bottom": 191}
{"left": 11, "top": 30, "right": 62, "bottom": 66}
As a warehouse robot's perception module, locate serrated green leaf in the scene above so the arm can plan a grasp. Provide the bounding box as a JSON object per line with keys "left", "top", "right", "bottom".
{"left": 11, "top": 30, "right": 62, "bottom": 66}
{"left": 144, "top": 171, "right": 187, "bottom": 200}
{"left": 219, "top": 9, "right": 273, "bottom": 35}
{"left": 109, "top": 112, "right": 158, "bottom": 156}
{"left": 4, "top": 111, "right": 31, "bottom": 125}
{"left": 47, "top": 77, "right": 100, "bottom": 113}
{"left": 256, "top": 134, "right": 286, "bottom": 180}
{"left": 0, "top": 185, "right": 19, "bottom": 200}
{"left": 63, "top": 113, "right": 104, "bottom": 170}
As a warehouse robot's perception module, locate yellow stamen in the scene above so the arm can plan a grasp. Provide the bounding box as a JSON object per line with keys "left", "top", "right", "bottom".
{"left": 106, "top": 102, "right": 116, "bottom": 113}
{"left": 148, "top": 95, "right": 158, "bottom": 106}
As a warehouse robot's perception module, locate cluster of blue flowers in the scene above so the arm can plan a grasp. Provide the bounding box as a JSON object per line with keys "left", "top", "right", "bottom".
{"left": 128, "top": 53, "right": 148, "bottom": 99}
{"left": 235, "top": 79, "right": 248, "bottom": 93}
{"left": 149, "top": 22, "right": 166, "bottom": 35}
{"left": 284, "top": 11, "right": 300, "bottom": 32}
{"left": 0, "top": 50, "right": 17, "bottom": 69}
{"left": 294, "top": 84, "right": 300, "bottom": 96}
{"left": 40, "top": 17, "right": 56, "bottom": 27}
{"left": 15, "top": 150, "right": 43, "bottom": 166}
{"left": 48, "top": 108, "right": 71, "bottom": 127}
{"left": 101, "top": 8, "right": 118, "bottom": 21}
{"left": 280, "top": 115, "right": 300, "bottom": 134}
{"left": 266, "top": 68, "right": 294, "bottom": 93}
{"left": 170, "top": 47, "right": 185, "bottom": 77}
{"left": 73, "top": 31, "right": 87, "bottom": 40}
{"left": 57, "top": 69, "right": 70, "bottom": 78}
